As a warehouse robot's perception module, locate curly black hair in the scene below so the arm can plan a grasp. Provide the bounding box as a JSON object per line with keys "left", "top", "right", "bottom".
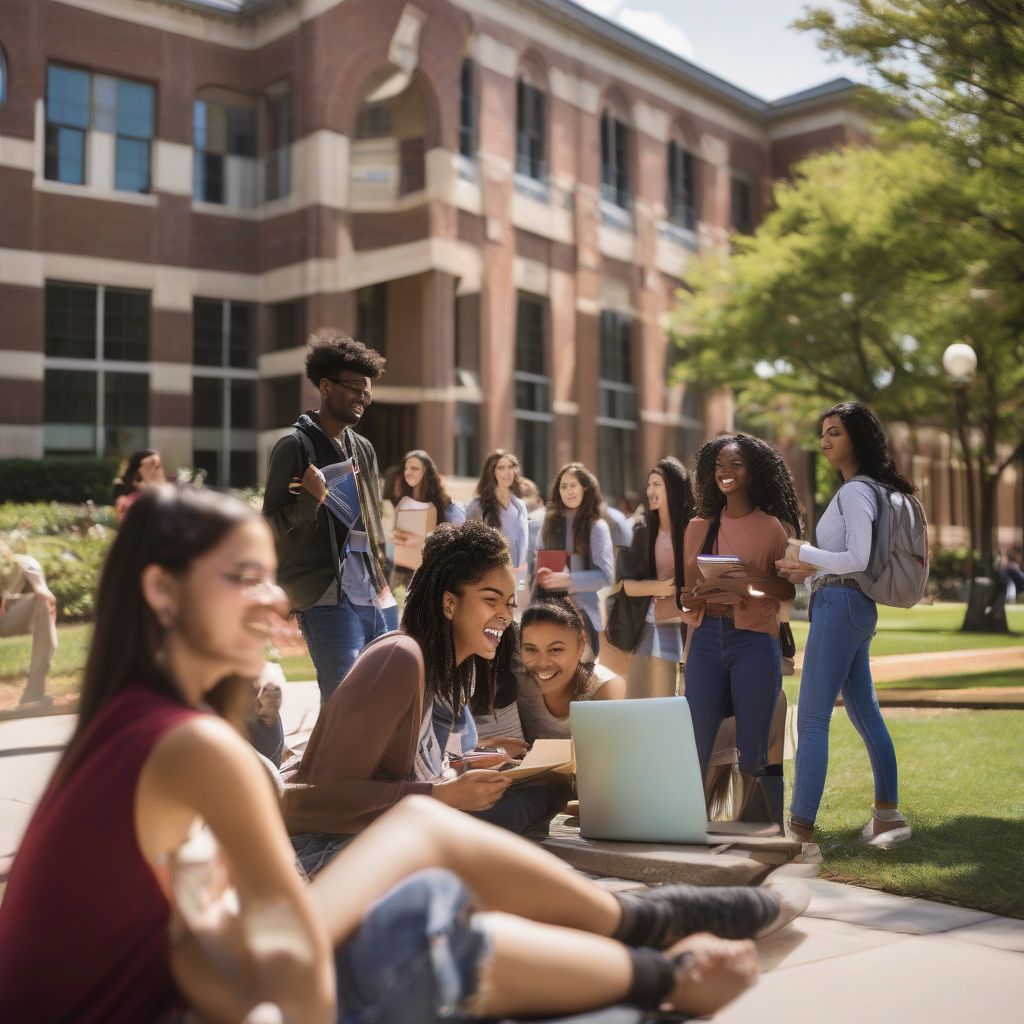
{"left": 402, "top": 520, "right": 515, "bottom": 718}
{"left": 305, "top": 334, "right": 386, "bottom": 387}
{"left": 633, "top": 456, "right": 694, "bottom": 596}
{"left": 520, "top": 594, "right": 596, "bottom": 700}
{"left": 693, "top": 433, "right": 804, "bottom": 538}
{"left": 820, "top": 402, "right": 916, "bottom": 495}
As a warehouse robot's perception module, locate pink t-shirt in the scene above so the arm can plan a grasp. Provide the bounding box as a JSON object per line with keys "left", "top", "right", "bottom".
{"left": 682, "top": 510, "right": 789, "bottom": 636}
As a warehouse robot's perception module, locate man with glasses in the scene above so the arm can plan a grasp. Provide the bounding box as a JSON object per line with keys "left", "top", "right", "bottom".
{"left": 263, "top": 334, "right": 397, "bottom": 701}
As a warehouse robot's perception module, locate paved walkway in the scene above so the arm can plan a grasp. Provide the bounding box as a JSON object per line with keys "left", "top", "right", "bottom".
{"left": 795, "top": 643, "right": 1024, "bottom": 681}
{"left": 1, "top": 683, "right": 1021, "bottom": 1021}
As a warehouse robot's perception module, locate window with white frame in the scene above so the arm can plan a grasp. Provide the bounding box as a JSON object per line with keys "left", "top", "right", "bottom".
{"left": 192, "top": 298, "right": 258, "bottom": 487}
{"left": 44, "top": 65, "right": 155, "bottom": 192}
{"left": 514, "top": 294, "right": 552, "bottom": 488}
{"left": 43, "top": 281, "right": 150, "bottom": 456}
{"left": 193, "top": 90, "right": 258, "bottom": 207}
{"left": 597, "top": 309, "right": 637, "bottom": 502}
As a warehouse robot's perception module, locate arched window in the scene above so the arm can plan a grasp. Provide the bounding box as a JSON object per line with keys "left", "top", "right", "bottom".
{"left": 667, "top": 137, "right": 699, "bottom": 232}
{"left": 352, "top": 75, "right": 428, "bottom": 200}
{"left": 600, "top": 101, "right": 631, "bottom": 209}
{"left": 515, "top": 64, "right": 547, "bottom": 182}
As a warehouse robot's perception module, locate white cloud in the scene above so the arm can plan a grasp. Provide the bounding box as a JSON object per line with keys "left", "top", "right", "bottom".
{"left": 617, "top": 8, "right": 696, "bottom": 60}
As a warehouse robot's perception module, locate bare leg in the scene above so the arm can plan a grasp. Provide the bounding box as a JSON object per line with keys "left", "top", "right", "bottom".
{"left": 310, "top": 796, "right": 621, "bottom": 945}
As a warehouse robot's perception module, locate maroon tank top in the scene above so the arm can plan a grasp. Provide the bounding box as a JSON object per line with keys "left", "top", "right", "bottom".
{"left": 0, "top": 685, "right": 200, "bottom": 1022}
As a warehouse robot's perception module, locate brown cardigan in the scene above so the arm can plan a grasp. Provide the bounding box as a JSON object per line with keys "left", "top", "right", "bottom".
{"left": 281, "top": 633, "right": 434, "bottom": 835}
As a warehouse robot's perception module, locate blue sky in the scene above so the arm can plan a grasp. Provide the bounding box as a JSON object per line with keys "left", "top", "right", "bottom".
{"left": 572, "top": 0, "right": 867, "bottom": 101}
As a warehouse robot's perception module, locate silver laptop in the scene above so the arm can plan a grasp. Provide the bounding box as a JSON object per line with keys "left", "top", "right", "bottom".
{"left": 570, "top": 696, "right": 709, "bottom": 844}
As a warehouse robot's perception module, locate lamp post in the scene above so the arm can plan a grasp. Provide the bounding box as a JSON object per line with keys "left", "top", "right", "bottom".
{"left": 943, "top": 342, "right": 1005, "bottom": 631}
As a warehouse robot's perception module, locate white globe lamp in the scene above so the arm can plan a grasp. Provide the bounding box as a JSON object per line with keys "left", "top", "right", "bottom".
{"left": 942, "top": 342, "right": 977, "bottom": 385}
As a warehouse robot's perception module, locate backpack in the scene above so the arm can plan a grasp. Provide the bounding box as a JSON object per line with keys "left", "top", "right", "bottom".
{"left": 837, "top": 475, "right": 929, "bottom": 608}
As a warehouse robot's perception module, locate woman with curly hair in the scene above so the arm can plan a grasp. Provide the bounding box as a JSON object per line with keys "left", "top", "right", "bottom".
{"left": 681, "top": 434, "right": 800, "bottom": 808}
{"left": 617, "top": 457, "right": 696, "bottom": 698}
{"left": 777, "top": 402, "right": 916, "bottom": 851}
{"left": 389, "top": 449, "right": 466, "bottom": 592}
{"left": 536, "top": 462, "right": 615, "bottom": 656}
{"left": 466, "top": 449, "right": 529, "bottom": 594}
{"left": 516, "top": 595, "right": 626, "bottom": 742}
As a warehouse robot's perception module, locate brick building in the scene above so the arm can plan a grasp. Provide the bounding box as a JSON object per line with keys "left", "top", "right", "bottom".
{"left": 0, "top": 0, "right": 876, "bottom": 501}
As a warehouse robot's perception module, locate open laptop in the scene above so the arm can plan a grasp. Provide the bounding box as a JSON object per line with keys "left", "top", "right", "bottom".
{"left": 570, "top": 696, "right": 709, "bottom": 844}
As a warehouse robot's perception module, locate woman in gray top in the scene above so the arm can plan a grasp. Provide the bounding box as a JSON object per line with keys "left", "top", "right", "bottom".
{"left": 516, "top": 596, "right": 625, "bottom": 742}
{"left": 534, "top": 462, "right": 615, "bottom": 655}
{"left": 778, "top": 401, "right": 916, "bottom": 853}
{"left": 466, "top": 449, "right": 530, "bottom": 595}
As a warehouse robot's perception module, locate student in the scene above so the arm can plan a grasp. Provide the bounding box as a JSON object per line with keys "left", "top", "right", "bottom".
{"left": 681, "top": 434, "right": 800, "bottom": 804}
{"left": 535, "top": 462, "right": 615, "bottom": 657}
{"left": 778, "top": 401, "right": 915, "bottom": 849}
{"left": 263, "top": 334, "right": 396, "bottom": 702}
{"left": 284, "top": 520, "right": 549, "bottom": 859}
{"left": 113, "top": 448, "right": 166, "bottom": 523}
{"left": 618, "top": 457, "right": 695, "bottom": 699}
{"left": 0, "top": 542, "right": 58, "bottom": 707}
{"left": 516, "top": 595, "right": 625, "bottom": 742}
{"left": 390, "top": 449, "right": 466, "bottom": 593}
{"left": 466, "top": 449, "right": 530, "bottom": 593}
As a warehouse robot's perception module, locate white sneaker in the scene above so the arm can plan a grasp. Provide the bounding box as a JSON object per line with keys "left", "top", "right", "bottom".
{"left": 861, "top": 813, "right": 911, "bottom": 848}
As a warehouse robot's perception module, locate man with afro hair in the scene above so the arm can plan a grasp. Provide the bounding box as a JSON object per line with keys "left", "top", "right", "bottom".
{"left": 263, "top": 333, "right": 396, "bottom": 701}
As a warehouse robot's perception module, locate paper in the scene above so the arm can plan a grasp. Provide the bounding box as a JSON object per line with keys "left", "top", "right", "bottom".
{"left": 500, "top": 738, "right": 575, "bottom": 783}
{"left": 321, "top": 459, "right": 361, "bottom": 528}
{"left": 536, "top": 549, "right": 568, "bottom": 574}
{"left": 393, "top": 497, "right": 437, "bottom": 570}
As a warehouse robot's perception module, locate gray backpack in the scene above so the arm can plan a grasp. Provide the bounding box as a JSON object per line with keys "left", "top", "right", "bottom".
{"left": 837, "top": 475, "right": 929, "bottom": 608}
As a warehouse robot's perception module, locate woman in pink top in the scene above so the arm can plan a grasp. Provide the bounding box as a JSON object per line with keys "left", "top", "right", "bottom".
{"left": 681, "top": 434, "right": 802, "bottom": 803}
{"left": 0, "top": 486, "right": 803, "bottom": 1023}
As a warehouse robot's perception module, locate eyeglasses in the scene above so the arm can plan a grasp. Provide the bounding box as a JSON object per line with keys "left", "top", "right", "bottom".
{"left": 327, "top": 378, "right": 373, "bottom": 404}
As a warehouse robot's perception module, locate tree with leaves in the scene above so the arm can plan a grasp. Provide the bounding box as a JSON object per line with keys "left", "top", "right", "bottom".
{"left": 671, "top": 1, "right": 1024, "bottom": 630}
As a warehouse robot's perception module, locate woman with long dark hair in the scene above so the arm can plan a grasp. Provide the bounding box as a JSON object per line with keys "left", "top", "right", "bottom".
{"left": 681, "top": 434, "right": 800, "bottom": 810}
{"left": 536, "top": 462, "right": 615, "bottom": 656}
{"left": 778, "top": 401, "right": 916, "bottom": 850}
{"left": 466, "top": 449, "right": 529, "bottom": 593}
{"left": 112, "top": 448, "right": 165, "bottom": 522}
{"left": 516, "top": 595, "right": 626, "bottom": 741}
{"left": 617, "top": 457, "right": 695, "bottom": 698}
{"left": 390, "top": 449, "right": 466, "bottom": 592}
{"left": 0, "top": 486, "right": 802, "bottom": 1022}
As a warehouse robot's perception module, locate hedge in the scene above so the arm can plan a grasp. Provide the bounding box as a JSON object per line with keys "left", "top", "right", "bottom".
{"left": 0, "top": 457, "right": 121, "bottom": 504}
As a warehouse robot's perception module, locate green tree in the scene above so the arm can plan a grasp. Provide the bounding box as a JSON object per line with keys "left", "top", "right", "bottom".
{"left": 669, "top": 142, "right": 1024, "bottom": 629}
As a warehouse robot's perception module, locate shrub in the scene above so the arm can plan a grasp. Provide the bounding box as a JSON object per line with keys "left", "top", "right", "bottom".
{"left": 0, "top": 501, "right": 117, "bottom": 536}
{"left": 28, "top": 534, "right": 112, "bottom": 621}
{"left": 929, "top": 547, "right": 978, "bottom": 601}
{"left": 0, "top": 457, "right": 120, "bottom": 504}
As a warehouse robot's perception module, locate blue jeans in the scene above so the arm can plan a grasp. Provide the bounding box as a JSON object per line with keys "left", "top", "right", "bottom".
{"left": 297, "top": 593, "right": 399, "bottom": 702}
{"left": 335, "top": 870, "right": 652, "bottom": 1024}
{"left": 634, "top": 622, "right": 683, "bottom": 661}
{"left": 790, "top": 586, "right": 898, "bottom": 827}
{"left": 685, "top": 617, "right": 781, "bottom": 781}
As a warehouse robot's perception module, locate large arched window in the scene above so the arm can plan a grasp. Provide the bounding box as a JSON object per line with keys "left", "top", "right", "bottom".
{"left": 351, "top": 74, "right": 428, "bottom": 202}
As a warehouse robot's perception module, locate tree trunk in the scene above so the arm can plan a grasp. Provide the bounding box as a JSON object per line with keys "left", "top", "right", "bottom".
{"left": 962, "top": 460, "right": 1009, "bottom": 633}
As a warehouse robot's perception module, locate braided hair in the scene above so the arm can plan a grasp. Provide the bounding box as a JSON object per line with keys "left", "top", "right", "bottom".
{"left": 820, "top": 402, "right": 916, "bottom": 495}
{"left": 541, "top": 462, "right": 607, "bottom": 558}
{"left": 475, "top": 449, "right": 522, "bottom": 529}
{"left": 402, "top": 520, "right": 515, "bottom": 718}
{"left": 693, "top": 433, "right": 804, "bottom": 539}
{"left": 520, "top": 594, "right": 596, "bottom": 700}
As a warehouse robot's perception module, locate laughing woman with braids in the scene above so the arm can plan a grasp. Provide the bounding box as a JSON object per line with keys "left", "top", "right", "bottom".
{"left": 680, "top": 434, "right": 801, "bottom": 806}
{"left": 283, "top": 520, "right": 560, "bottom": 875}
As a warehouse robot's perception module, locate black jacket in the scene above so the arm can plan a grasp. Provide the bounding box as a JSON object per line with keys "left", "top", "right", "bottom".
{"left": 262, "top": 413, "right": 382, "bottom": 610}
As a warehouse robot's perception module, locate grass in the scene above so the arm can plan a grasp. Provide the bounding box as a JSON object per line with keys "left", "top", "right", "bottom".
{"left": 790, "top": 602, "right": 1024, "bottom": 657}
{"left": 798, "top": 707, "right": 1024, "bottom": 918}
{"left": 876, "top": 669, "right": 1024, "bottom": 691}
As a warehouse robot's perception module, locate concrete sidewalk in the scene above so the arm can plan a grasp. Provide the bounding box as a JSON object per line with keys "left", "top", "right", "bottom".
{"left": 2, "top": 683, "right": 1021, "bottom": 1022}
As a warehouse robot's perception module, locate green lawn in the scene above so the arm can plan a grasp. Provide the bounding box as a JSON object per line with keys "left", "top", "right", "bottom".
{"left": 798, "top": 708, "right": 1024, "bottom": 918}
{"left": 790, "top": 602, "right": 1024, "bottom": 657}
{"left": 877, "top": 669, "right": 1024, "bottom": 691}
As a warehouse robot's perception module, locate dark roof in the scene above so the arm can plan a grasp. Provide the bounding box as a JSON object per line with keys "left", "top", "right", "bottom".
{"left": 172, "top": 0, "right": 862, "bottom": 118}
